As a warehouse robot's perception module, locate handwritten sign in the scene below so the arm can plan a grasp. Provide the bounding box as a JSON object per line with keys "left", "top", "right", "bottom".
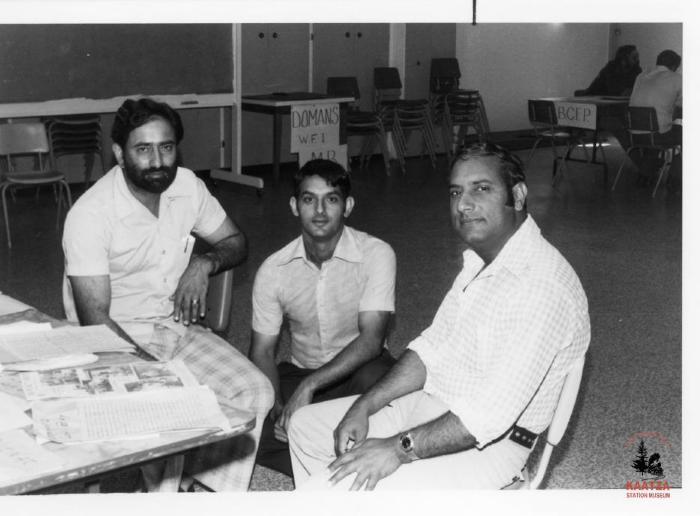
{"left": 291, "top": 102, "right": 347, "bottom": 167}
{"left": 552, "top": 101, "right": 597, "bottom": 130}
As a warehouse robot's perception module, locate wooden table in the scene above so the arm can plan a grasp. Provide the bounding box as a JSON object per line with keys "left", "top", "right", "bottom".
{"left": 533, "top": 95, "right": 628, "bottom": 178}
{"left": 241, "top": 92, "right": 354, "bottom": 182}
{"left": 0, "top": 294, "right": 255, "bottom": 495}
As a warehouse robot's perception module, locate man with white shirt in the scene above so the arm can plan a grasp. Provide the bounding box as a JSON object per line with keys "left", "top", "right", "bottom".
{"left": 250, "top": 159, "right": 396, "bottom": 478}
{"left": 629, "top": 50, "right": 682, "bottom": 189}
{"left": 62, "top": 97, "right": 273, "bottom": 492}
{"left": 287, "top": 143, "right": 590, "bottom": 490}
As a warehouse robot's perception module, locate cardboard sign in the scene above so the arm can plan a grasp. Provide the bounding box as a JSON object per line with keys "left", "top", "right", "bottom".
{"left": 291, "top": 102, "right": 347, "bottom": 168}
{"left": 552, "top": 101, "right": 597, "bottom": 130}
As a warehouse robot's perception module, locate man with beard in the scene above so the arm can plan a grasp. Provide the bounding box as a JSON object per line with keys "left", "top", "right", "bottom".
{"left": 62, "top": 98, "right": 273, "bottom": 492}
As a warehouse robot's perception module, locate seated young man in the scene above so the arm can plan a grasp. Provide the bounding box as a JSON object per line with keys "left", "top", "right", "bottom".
{"left": 250, "top": 159, "right": 396, "bottom": 478}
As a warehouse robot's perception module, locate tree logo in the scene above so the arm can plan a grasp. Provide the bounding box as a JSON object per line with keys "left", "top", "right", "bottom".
{"left": 631, "top": 439, "right": 664, "bottom": 479}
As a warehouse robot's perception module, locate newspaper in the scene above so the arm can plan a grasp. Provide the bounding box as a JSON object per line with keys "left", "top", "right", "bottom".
{"left": 20, "top": 359, "right": 198, "bottom": 401}
{"left": 31, "top": 385, "right": 231, "bottom": 443}
{"left": 0, "top": 324, "right": 135, "bottom": 364}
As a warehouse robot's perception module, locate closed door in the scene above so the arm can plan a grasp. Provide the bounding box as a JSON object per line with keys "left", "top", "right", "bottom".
{"left": 404, "top": 23, "right": 456, "bottom": 100}
{"left": 313, "top": 23, "right": 390, "bottom": 111}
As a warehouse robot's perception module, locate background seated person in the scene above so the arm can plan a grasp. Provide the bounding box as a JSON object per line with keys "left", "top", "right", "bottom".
{"left": 629, "top": 49, "right": 682, "bottom": 189}
{"left": 583, "top": 44, "right": 641, "bottom": 96}
{"left": 287, "top": 143, "right": 590, "bottom": 490}
{"left": 250, "top": 159, "right": 396, "bottom": 478}
{"left": 62, "top": 97, "right": 274, "bottom": 492}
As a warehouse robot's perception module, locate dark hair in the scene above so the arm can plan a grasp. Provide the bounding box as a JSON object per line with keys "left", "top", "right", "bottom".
{"left": 111, "top": 98, "right": 184, "bottom": 148}
{"left": 656, "top": 50, "right": 681, "bottom": 71}
{"left": 293, "top": 159, "right": 351, "bottom": 199}
{"left": 450, "top": 142, "right": 526, "bottom": 208}
{"left": 614, "top": 45, "right": 638, "bottom": 65}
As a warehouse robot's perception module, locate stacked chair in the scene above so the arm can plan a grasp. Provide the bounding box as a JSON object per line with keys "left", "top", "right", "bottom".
{"left": 373, "top": 67, "right": 438, "bottom": 175}
{"left": 0, "top": 122, "right": 73, "bottom": 248}
{"left": 611, "top": 106, "right": 679, "bottom": 197}
{"left": 327, "top": 76, "right": 393, "bottom": 174}
{"left": 429, "top": 58, "right": 490, "bottom": 158}
{"left": 526, "top": 99, "right": 590, "bottom": 186}
{"left": 44, "top": 115, "right": 105, "bottom": 188}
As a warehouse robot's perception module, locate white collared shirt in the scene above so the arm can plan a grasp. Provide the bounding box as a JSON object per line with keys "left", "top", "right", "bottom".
{"left": 408, "top": 216, "right": 590, "bottom": 448}
{"left": 62, "top": 165, "right": 227, "bottom": 323}
{"left": 630, "top": 65, "right": 682, "bottom": 134}
{"left": 252, "top": 226, "right": 396, "bottom": 369}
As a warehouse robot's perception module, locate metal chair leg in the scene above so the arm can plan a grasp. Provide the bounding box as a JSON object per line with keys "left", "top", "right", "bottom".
{"left": 611, "top": 149, "right": 633, "bottom": 191}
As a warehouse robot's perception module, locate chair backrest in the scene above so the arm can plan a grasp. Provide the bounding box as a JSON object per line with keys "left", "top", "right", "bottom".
{"left": 327, "top": 76, "right": 361, "bottom": 110}
{"left": 205, "top": 268, "right": 234, "bottom": 333}
{"left": 430, "top": 58, "right": 461, "bottom": 94}
{"left": 0, "top": 123, "right": 51, "bottom": 174}
{"left": 529, "top": 355, "right": 586, "bottom": 489}
{"left": 528, "top": 100, "right": 558, "bottom": 129}
{"left": 626, "top": 106, "right": 665, "bottom": 149}
{"left": 373, "top": 67, "right": 402, "bottom": 109}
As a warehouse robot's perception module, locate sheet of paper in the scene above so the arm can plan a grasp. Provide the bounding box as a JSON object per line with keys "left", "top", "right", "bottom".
{"left": 0, "top": 392, "right": 32, "bottom": 432}
{"left": 0, "top": 324, "right": 134, "bottom": 363}
{"left": 21, "top": 359, "right": 198, "bottom": 400}
{"left": 0, "top": 429, "right": 65, "bottom": 483}
{"left": 32, "top": 385, "right": 231, "bottom": 443}
{"left": 0, "top": 321, "right": 52, "bottom": 336}
{"left": 0, "top": 294, "right": 32, "bottom": 317}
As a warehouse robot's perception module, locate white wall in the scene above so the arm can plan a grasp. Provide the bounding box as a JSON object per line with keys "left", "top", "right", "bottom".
{"left": 456, "top": 23, "right": 609, "bottom": 132}
{"left": 611, "top": 23, "right": 683, "bottom": 73}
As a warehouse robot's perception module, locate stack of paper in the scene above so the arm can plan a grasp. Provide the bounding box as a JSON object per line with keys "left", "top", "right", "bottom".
{"left": 0, "top": 324, "right": 135, "bottom": 366}
{"left": 21, "top": 360, "right": 231, "bottom": 443}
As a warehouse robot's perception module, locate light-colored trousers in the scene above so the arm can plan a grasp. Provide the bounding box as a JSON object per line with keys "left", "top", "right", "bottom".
{"left": 288, "top": 391, "right": 531, "bottom": 490}
{"left": 125, "top": 320, "right": 274, "bottom": 492}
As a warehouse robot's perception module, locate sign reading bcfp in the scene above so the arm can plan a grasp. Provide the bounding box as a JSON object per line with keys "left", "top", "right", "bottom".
{"left": 291, "top": 102, "right": 347, "bottom": 168}
{"left": 553, "top": 101, "right": 598, "bottom": 130}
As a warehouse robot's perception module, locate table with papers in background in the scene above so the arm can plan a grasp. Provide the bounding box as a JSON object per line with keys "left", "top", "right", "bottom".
{"left": 0, "top": 293, "right": 255, "bottom": 495}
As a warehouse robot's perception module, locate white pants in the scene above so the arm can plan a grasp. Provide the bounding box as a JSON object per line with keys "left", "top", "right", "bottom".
{"left": 288, "top": 391, "right": 531, "bottom": 490}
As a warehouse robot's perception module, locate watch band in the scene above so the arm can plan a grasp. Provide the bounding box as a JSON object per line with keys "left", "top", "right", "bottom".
{"left": 399, "top": 432, "right": 420, "bottom": 462}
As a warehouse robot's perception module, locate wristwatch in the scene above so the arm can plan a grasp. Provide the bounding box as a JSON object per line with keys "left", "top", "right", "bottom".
{"left": 398, "top": 432, "right": 420, "bottom": 462}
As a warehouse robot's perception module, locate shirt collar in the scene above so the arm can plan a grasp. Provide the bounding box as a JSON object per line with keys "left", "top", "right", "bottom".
{"left": 113, "top": 166, "right": 191, "bottom": 218}
{"left": 279, "top": 226, "right": 363, "bottom": 266}
{"left": 462, "top": 214, "right": 540, "bottom": 277}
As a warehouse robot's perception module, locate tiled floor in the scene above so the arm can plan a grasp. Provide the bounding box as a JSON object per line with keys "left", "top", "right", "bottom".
{"left": 0, "top": 141, "right": 682, "bottom": 491}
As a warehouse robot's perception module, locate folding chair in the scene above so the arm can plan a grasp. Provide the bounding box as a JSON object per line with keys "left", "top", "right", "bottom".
{"left": 0, "top": 122, "right": 73, "bottom": 248}
{"left": 205, "top": 268, "right": 234, "bottom": 333}
{"left": 441, "top": 89, "right": 490, "bottom": 158}
{"left": 45, "top": 115, "right": 105, "bottom": 189}
{"left": 503, "top": 355, "right": 586, "bottom": 489}
{"left": 611, "top": 106, "right": 678, "bottom": 197}
{"left": 526, "top": 100, "right": 589, "bottom": 186}
{"left": 327, "top": 76, "right": 393, "bottom": 174}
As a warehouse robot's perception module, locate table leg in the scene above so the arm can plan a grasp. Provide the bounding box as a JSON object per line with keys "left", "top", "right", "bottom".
{"left": 273, "top": 110, "right": 282, "bottom": 183}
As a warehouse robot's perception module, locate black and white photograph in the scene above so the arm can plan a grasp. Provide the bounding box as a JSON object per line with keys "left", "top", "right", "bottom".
{"left": 0, "top": 0, "right": 695, "bottom": 515}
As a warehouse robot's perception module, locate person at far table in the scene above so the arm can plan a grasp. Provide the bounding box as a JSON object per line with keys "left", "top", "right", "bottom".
{"left": 62, "top": 97, "right": 274, "bottom": 492}
{"left": 250, "top": 159, "right": 396, "bottom": 478}
{"left": 629, "top": 50, "right": 682, "bottom": 191}
{"left": 583, "top": 44, "right": 642, "bottom": 96}
{"left": 287, "top": 143, "right": 590, "bottom": 491}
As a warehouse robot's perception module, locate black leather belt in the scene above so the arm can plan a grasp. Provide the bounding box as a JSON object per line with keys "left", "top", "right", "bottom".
{"left": 508, "top": 425, "right": 538, "bottom": 449}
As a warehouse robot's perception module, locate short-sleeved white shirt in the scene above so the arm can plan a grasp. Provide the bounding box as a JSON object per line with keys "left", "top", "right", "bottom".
{"left": 252, "top": 226, "right": 396, "bottom": 369}
{"left": 408, "top": 216, "right": 590, "bottom": 449}
{"left": 62, "top": 165, "right": 227, "bottom": 323}
{"left": 630, "top": 65, "right": 682, "bottom": 134}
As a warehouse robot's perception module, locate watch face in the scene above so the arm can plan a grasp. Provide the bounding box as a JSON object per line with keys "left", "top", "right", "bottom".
{"left": 401, "top": 434, "right": 412, "bottom": 451}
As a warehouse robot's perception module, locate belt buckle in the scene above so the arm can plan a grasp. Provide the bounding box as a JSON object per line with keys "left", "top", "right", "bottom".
{"left": 508, "top": 425, "right": 537, "bottom": 449}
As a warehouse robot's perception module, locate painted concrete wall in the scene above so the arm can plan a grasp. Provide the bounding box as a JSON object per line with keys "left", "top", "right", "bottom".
{"left": 456, "top": 23, "right": 610, "bottom": 132}
{"left": 611, "top": 23, "right": 683, "bottom": 73}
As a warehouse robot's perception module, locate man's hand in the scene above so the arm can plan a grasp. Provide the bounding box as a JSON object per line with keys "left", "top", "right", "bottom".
{"left": 172, "top": 256, "right": 213, "bottom": 325}
{"left": 333, "top": 403, "right": 370, "bottom": 457}
{"left": 328, "top": 437, "right": 403, "bottom": 490}
{"left": 276, "top": 381, "right": 314, "bottom": 441}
